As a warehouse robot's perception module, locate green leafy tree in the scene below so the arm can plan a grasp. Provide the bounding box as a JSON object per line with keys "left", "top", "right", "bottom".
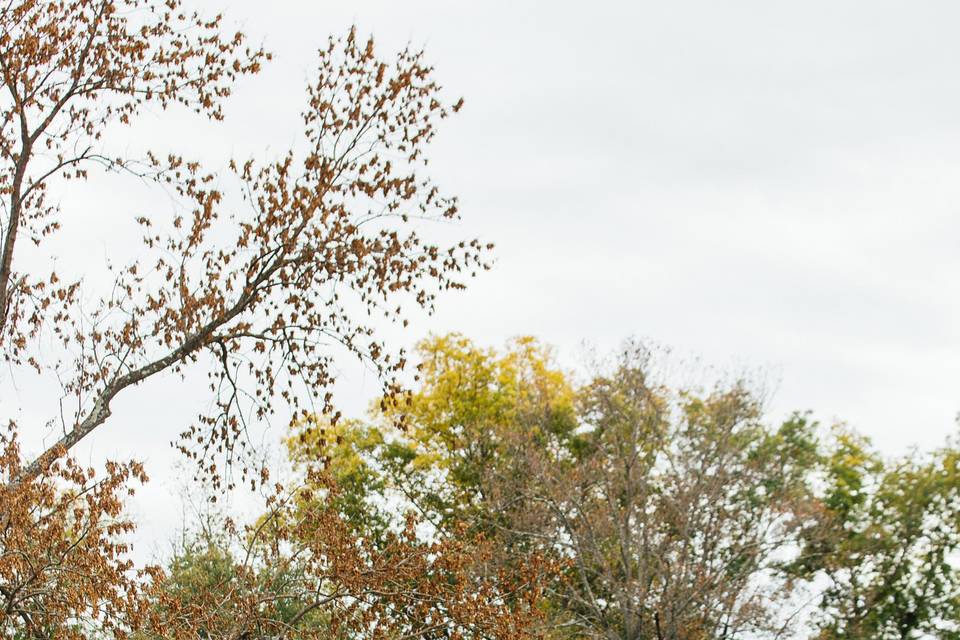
{"left": 798, "top": 430, "right": 960, "bottom": 639}
{"left": 530, "top": 343, "right": 823, "bottom": 639}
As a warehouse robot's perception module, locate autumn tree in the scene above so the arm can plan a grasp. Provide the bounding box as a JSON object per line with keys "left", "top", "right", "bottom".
{"left": 135, "top": 472, "right": 549, "bottom": 640}
{"left": 0, "top": 425, "right": 149, "bottom": 639}
{"left": 288, "top": 334, "right": 579, "bottom": 564}
{"left": 299, "top": 335, "right": 826, "bottom": 639}
{"left": 1, "top": 414, "right": 553, "bottom": 639}
{"left": 0, "top": 0, "right": 487, "bottom": 488}
{"left": 535, "top": 343, "right": 822, "bottom": 639}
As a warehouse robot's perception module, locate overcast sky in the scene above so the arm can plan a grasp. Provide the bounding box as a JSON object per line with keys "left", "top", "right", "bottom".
{"left": 215, "top": 0, "right": 960, "bottom": 453}
{"left": 14, "top": 1, "right": 960, "bottom": 555}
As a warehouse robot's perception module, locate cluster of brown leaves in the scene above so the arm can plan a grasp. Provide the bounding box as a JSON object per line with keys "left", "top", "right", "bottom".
{"left": 0, "top": 424, "right": 551, "bottom": 639}
{"left": 141, "top": 472, "right": 550, "bottom": 640}
{"left": 0, "top": 0, "right": 266, "bottom": 367}
{"left": 0, "top": 424, "right": 149, "bottom": 639}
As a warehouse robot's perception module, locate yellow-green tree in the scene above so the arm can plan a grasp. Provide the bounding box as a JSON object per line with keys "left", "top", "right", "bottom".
{"left": 289, "top": 333, "right": 579, "bottom": 542}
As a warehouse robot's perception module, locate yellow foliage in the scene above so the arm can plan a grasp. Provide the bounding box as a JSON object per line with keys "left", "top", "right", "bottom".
{"left": 379, "top": 333, "right": 577, "bottom": 472}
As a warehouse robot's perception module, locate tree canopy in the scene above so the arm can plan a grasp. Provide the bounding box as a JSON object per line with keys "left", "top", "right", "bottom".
{"left": 292, "top": 334, "right": 960, "bottom": 640}
{"left": 1, "top": 2, "right": 957, "bottom": 639}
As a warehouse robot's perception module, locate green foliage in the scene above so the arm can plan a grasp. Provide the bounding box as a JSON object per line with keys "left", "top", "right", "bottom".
{"left": 564, "top": 346, "right": 824, "bottom": 639}
{"left": 289, "top": 417, "right": 393, "bottom": 541}
{"left": 798, "top": 431, "right": 960, "bottom": 639}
